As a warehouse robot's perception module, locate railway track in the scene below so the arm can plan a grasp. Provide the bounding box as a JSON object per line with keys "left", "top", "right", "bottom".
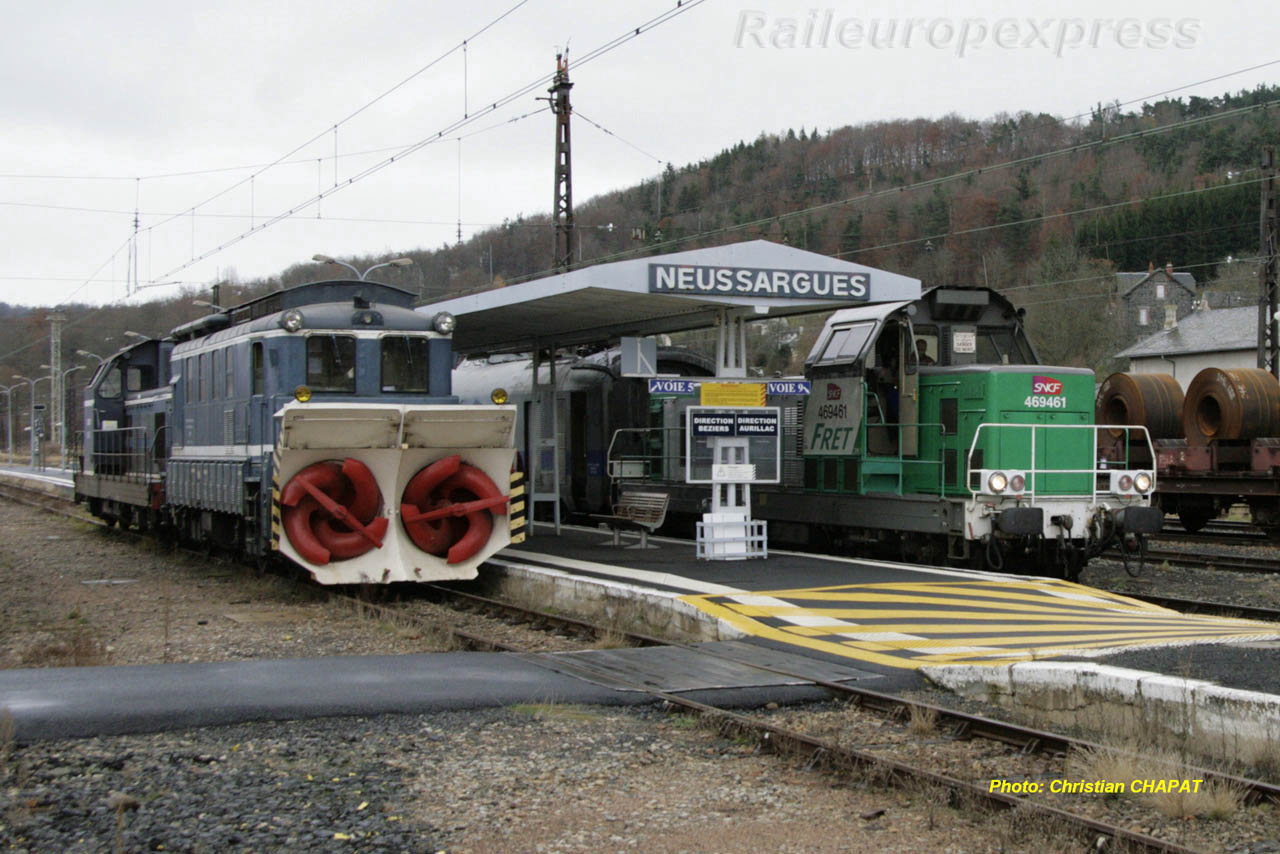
{"left": 378, "top": 585, "right": 1268, "bottom": 854}
{"left": 3, "top": 474, "right": 1276, "bottom": 851}
{"left": 1141, "top": 547, "right": 1279, "bottom": 574}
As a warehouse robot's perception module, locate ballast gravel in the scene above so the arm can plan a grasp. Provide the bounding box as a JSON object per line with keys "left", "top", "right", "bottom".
{"left": 4, "top": 499, "right": 1280, "bottom": 851}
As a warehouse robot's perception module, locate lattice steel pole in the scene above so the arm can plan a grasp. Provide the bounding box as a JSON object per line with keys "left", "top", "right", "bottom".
{"left": 47, "top": 311, "right": 64, "bottom": 454}
{"left": 1260, "top": 147, "right": 1279, "bottom": 378}
{"left": 549, "top": 52, "right": 574, "bottom": 272}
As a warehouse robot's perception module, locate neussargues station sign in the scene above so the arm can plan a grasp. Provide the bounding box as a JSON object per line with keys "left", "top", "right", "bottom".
{"left": 649, "top": 263, "right": 870, "bottom": 300}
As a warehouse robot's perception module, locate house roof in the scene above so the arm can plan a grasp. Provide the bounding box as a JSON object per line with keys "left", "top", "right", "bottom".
{"left": 1116, "top": 269, "right": 1197, "bottom": 299}
{"left": 1117, "top": 306, "right": 1257, "bottom": 358}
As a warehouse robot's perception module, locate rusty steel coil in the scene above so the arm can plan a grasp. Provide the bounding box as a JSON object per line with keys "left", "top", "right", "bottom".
{"left": 1182, "top": 367, "right": 1280, "bottom": 444}
{"left": 1095, "top": 372, "right": 1185, "bottom": 440}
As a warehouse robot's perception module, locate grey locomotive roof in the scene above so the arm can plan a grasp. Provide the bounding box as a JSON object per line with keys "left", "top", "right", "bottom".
{"left": 1117, "top": 306, "right": 1256, "bottom": 358}
{"left": 171, "top": 283, "right": 436, "bottom": 355}
{"left": 1116, "top": 270, "right": 1197, "bottom": 298}
{"left": 421, "top": 240, "right": 921, "bottom": 355}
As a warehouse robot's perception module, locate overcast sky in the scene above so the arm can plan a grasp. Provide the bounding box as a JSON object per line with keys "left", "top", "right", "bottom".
{"left": 2, "top": 0, "right": 1276, "bottom": 308}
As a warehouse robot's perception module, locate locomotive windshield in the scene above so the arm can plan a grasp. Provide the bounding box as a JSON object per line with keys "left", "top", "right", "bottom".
{"left": 306, "top": 335, "right": 356, "bottom": 392}
{"left": 816, "top": 321, "right": 875, "bottom": 366}
{"left": 977, "top": 327, "right": 1034, "bottom": 365}
{"left": 380, "top": 335, "right": 431, "bottom": 393}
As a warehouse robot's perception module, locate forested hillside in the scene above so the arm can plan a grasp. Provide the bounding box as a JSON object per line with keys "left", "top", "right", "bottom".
{"left": 4, "top": 84, "right": 1277, "bottom": 391}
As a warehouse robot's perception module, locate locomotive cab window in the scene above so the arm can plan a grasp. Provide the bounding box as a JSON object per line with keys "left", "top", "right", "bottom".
{"left": 306, "top": 334, "right": 356, "bottom": 393}
{"left": 380, "top": 335, "right": 430, "bottom": 393}
{"left": 97, "top": 366, "right": 123, "bottom": 399}
{"left": 126, "top": 366, "right": 152, "bottom": 392}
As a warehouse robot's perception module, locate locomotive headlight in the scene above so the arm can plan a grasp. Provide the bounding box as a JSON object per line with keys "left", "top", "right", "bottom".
{"left": 281, "top": 309, "right": 304, "bottom": 332}
{"left": 987, "top": 471, "right": 1008, "bottom": 494}
{"left": 490, "top": 387, "right": 508, "bottom": 405}
{"left": 1117, "top": 474, "right": 1134, "bottom": 492}
{"left": 432, "top": 311, "right": 456, "bottom": 334}
{"left": 1134, "top": 471, "right": 1153, "bottom": 494}
{"left": 294, "top": 385, "right": 313, "bottom": 403}
{"left": 1009, "top": 473, "right": 1026, "bottom": 493}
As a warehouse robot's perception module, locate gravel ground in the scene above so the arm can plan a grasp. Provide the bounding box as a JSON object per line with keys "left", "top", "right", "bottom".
{"left": 1081, "top": 540, "right": 1280, "bottom": 693}
{"left": 5, "top": 498, "right": 1280, "bottom": 852}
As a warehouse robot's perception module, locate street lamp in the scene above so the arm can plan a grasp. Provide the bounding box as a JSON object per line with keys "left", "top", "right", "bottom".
{"left": 12, "top": 374, "right": 50, "bottom": 469}
{"left": 123, "top": 330, "right": 148, "bottom": 342}
{"left": 53, "top": 365, "right": 84, "bottom": 468}
{"left": 76, "top": 349, "right": 105, "bottom": 366}
{"left": 192, "top": 299, "right": 225, "bottom": 312}
{"left": 0, "top": 384, "right": 12, "bottom": 465}
{"left": 312, "top": 254, "right": 413, "bottom": 281}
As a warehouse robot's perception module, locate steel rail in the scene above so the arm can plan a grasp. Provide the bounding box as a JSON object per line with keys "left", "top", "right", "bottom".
{"left": 427, "top": 583, "right": 1280, "bottom": 809}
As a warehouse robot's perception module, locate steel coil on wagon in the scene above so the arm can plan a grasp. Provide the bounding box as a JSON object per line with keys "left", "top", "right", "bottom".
{"left": 1095, "top": 372, "right": 1185, "bottom": 439}
{"left": 1181, "top": 367, "right": 1280, "bottom": 444}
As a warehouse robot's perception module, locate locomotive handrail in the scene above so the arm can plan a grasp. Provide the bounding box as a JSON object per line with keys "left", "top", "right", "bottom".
{"left": 606, "top": 426, "right": 685, "bottom": 482}
{"left": 88, "top": 425, "right": 160, "bottom": 483}
{"left": 862, "top": 420, "right": 947, "bottom": 494}
{"left": 964, "top": 422, "right": 1156, "bottom": 503}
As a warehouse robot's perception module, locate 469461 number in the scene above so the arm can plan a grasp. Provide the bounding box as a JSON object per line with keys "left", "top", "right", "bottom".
{"left": 1024, "top": 395, "right": 1067, "bottom": 409}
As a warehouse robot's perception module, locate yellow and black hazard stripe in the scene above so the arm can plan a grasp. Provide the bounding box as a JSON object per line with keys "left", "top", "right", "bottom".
{"left": 508, "top": 469, "right": 527, "bottom": 545}
{"left": 269, "top": 449, "right": 282, "bottom": 551}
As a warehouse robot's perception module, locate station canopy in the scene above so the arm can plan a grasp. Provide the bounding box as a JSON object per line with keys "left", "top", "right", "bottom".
{"left": 423, "top": 239, "right": 922, "bottom": 355}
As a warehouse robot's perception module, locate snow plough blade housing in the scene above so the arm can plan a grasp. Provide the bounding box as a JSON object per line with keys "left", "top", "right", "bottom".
{"left": 273, "top": 402, "right": 517, "bottom": 584}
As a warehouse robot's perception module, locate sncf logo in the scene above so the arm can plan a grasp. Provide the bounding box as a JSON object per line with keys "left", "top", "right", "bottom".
{"left": 826, "top": 383, "right": 842, "bottom": 401}
{"left": 1032, "top": 376, "right": 1063, "bottom": 395}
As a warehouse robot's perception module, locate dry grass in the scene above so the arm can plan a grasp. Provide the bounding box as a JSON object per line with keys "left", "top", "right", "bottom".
{"left": 18, "top": 625, "right": 108, "bottom": 667}
{"left": 1241, "top": 738, "right": 1280, "bottom": 781}
{"left": 0, "top": 709, "right": 13, "bottom": 777}
{"left": 907, "top": 704, "right": 940, "bottom": 736}
{"left": 1070, "top": 743, "right": 1246, "bottom": 819}
{"left": 988, "top": 805, "right": 1092, "bottom": 853}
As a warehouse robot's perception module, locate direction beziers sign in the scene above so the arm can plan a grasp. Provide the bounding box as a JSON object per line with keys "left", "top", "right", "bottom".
{"left": 649, "top": 263, "right": 869, "bottom": 301}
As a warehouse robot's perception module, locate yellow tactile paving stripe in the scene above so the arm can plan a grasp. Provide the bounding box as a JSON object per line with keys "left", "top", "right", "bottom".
{"left": 680, "top": 578, "right": 1280, "bottom": 670}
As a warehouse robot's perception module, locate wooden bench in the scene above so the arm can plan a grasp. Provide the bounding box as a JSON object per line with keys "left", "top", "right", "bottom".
{"left": 589, "top": 491, "right": 669, "bottom": 549}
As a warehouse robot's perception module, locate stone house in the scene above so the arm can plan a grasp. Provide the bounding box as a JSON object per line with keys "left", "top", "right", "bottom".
{"left": 1115, "top": 304, "right": 1256, "bottom": 391}
{"left": 1114, "top": 263, "right": 1197, "bottom": 352}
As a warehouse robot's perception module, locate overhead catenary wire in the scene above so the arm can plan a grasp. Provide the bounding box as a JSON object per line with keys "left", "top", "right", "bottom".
{"left": 3, "top": 1, "right": 711, "bottom": 361}
{"left": 145, "top": 0, "right": 710, "bottom": 286}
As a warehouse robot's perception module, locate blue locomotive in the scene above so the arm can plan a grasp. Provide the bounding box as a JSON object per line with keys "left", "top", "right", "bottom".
{"left": 74, "top": 280, "right": 522, "bottom": 584}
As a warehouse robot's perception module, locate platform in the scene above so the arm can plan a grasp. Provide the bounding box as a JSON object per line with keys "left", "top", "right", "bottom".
{"left": 497, "top": 524, "right": 1280, "bottom": 672}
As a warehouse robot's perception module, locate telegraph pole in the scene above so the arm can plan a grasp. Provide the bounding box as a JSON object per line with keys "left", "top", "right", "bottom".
{"left": 1260, "top": 147, "right": 1279, "bottom": 378}
{"left": 549, "top": 52, "right": 574, "bottom": 272}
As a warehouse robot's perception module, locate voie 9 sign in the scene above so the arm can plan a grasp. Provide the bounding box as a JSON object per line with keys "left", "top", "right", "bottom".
{"left": 650, "top": 263, "right": 869, "bottom": 301}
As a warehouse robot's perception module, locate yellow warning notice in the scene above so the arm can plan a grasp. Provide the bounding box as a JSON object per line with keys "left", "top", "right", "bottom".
{"left": 700, "top": 382, "right": 765, "bottom": 407}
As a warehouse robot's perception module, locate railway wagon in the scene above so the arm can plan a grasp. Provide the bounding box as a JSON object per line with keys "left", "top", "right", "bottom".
{"left": 74, "top": 279, "right": 522, "bottom": 584}
{"left": 1097, "top": 368, "right": 1280, "bottom": 539}
{"left": 457, "top": 286, "right": 1161, "bottom": 578}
